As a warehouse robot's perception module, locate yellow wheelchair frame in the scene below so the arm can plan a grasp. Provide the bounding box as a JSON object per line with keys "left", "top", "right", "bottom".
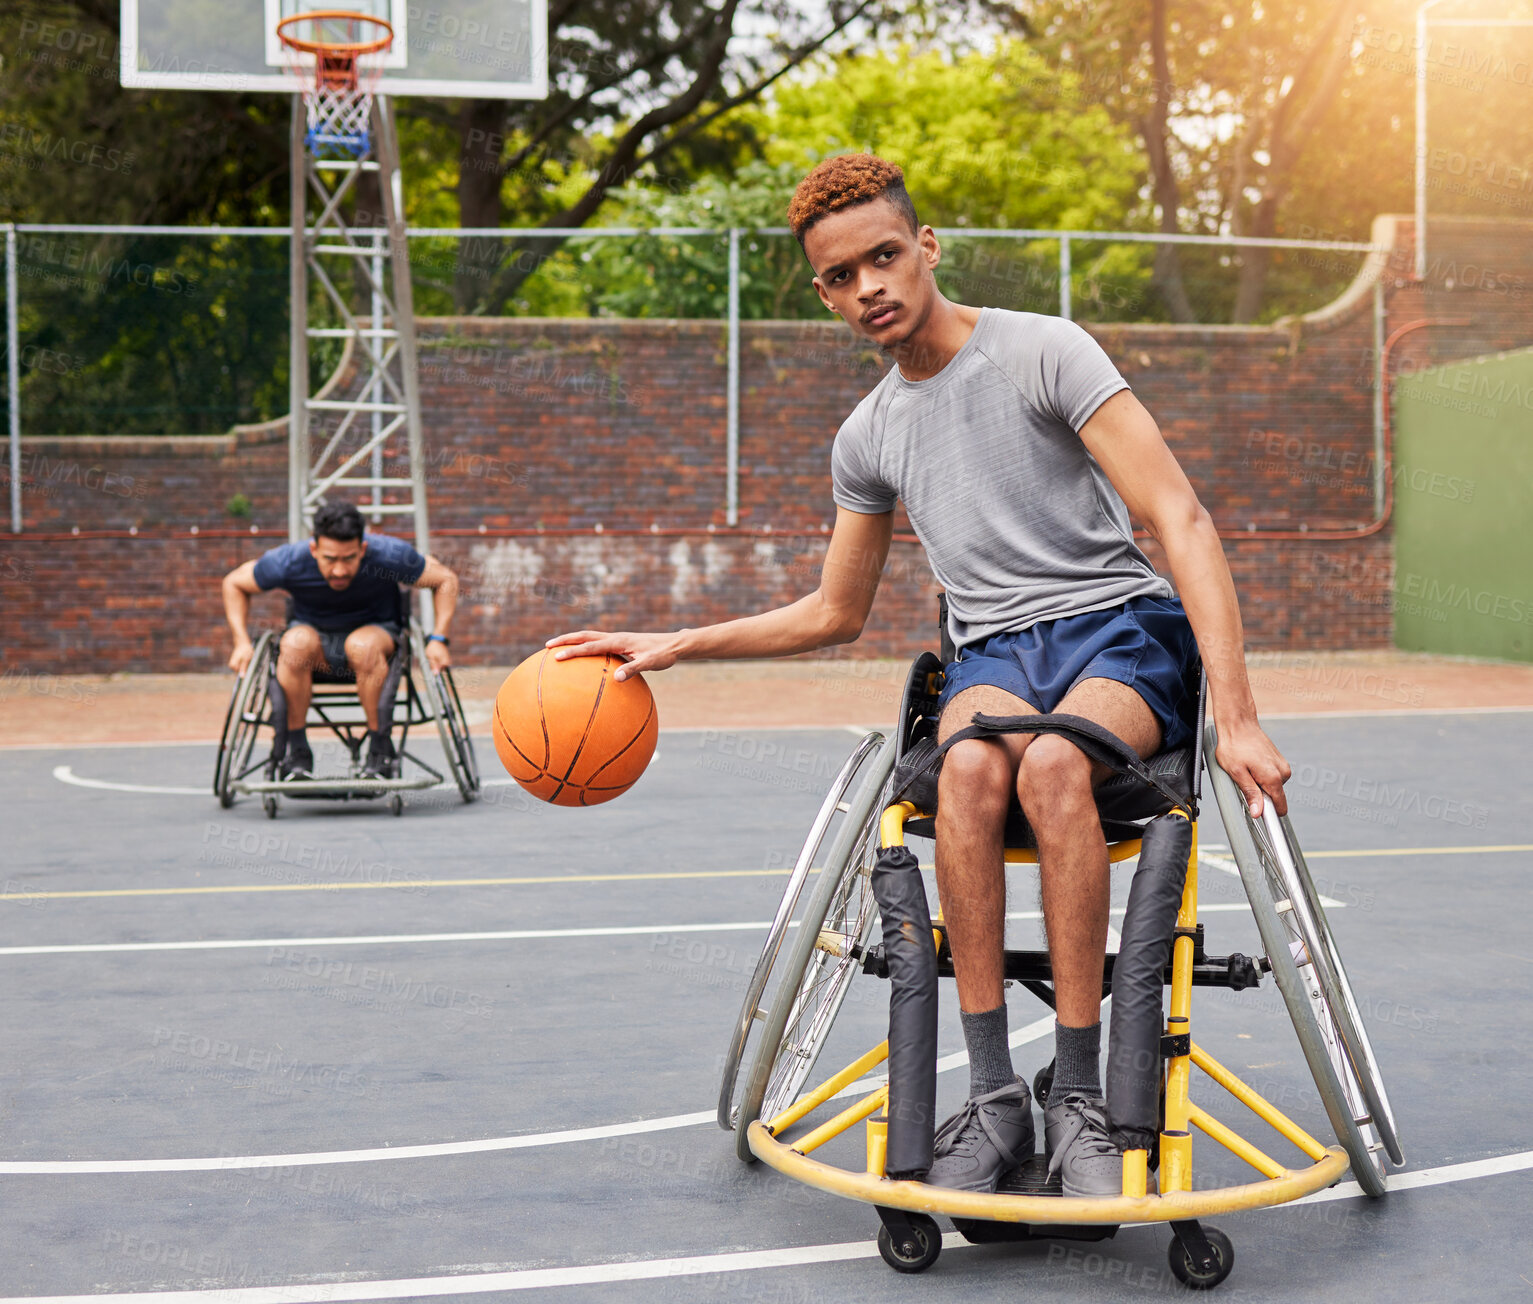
{"left": 720, "top": 658, "right": 1402, "bottom": 1287}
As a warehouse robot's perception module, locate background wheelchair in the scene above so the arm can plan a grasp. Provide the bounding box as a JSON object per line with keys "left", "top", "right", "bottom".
{"left": 718, "top": 615, "right": 1402, "bottom": 1288}
{"left": 212, "top": 588, "right": 480, "bottom": 817}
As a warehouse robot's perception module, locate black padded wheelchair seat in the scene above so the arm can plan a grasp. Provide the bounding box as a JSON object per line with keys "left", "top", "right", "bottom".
{"left": 891, "top": 650, "right": 1200, "bottom": 848}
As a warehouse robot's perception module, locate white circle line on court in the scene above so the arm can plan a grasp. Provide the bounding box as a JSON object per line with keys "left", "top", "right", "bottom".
{"left": 2, "top": 1148, "right": 1529, "bottom": 1303}
{"left": 49, "top": 766, "right": 524, "bottom": 797}
{"left": 0, "top": 1013, "right": 1070, "bottom": 1175}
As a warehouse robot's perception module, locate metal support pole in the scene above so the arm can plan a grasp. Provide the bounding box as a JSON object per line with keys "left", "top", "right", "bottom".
{"left": 372, "top": 93, "right": 433, "bottom": 630}
{"left": 1372, "top": 278, "right": 1387, "bottom": 518}
{"left": 1059, "top": 234, "right": 1072, "bottom": 320}
{"left": 370, "top": 235, "right": 384, "bottom": 526}
{"left": 6, "top": 225, "right": 19, "bottom": 533}
{"left": 1414, "top": 1, "right": 1436, "bottom": 283}
{"left": 288, "top": 96, "right": 309, "bottom": 543}
{"left": 726, "top": 226, "right": 740, "bottom": 529}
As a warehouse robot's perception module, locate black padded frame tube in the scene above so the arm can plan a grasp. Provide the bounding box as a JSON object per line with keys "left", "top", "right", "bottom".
{"left": 1105, "top": 810, "right": 1194, "bottom": 1151}
{"left": 870, "top": 844, "right": 938, "bottom": 1179}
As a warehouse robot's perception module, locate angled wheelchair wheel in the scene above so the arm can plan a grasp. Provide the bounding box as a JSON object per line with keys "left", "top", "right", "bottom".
{"left": 1204, "top": 724, "right": 1403, "bottom": 1196}
{"left": 718, "top": 730, "right": 889, "bottom": 1134}
{"left": 412, "top": 629, "right": 481, "bottom": 802}
{"left": 214, "top": 632, "right": 275, "bottom": 807}
{"left": 732, "top": 732, "right": 898, "bottom": 1163}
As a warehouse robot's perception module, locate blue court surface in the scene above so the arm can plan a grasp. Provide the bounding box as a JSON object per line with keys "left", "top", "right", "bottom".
{"left": 1, "top": 709, "right": 1530, "bottom": 1302}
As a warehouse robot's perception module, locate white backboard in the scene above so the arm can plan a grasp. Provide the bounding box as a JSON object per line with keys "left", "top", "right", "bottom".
{"left": 121, "top": 0, "right": 547, "bottom": 99}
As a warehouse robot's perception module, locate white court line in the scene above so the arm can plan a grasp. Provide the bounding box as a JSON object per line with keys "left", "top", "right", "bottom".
{"left": 5, "top": 1149, "right": 1531, "bottom": 1303}
{"left": 0, "top": 907, "right": 1203, "bottom": 957}
{"left": 51, "top": 766, "right": 207, "bottom": 796}
{"left": 0, "top": 990, "right": 1068, "bottom": 1176}
{"left": 49, "top": 766, "right": 526, "bottom": 798}
{"left": 1200, "top": 851, "right": 1346, "bottom": 908}
{"left": 0, "top": 920, "right": 780, "bottom": 957}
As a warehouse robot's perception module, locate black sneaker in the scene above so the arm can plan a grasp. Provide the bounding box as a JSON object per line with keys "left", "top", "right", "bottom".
{"left": 280, "top": 741, "right": 314, "bottom": 781}
{"left": 361, "top": 731, "right": 397, "bottom": 779}
{"left": 924, "top": 1078, "right": 1036, "bottom": 1192}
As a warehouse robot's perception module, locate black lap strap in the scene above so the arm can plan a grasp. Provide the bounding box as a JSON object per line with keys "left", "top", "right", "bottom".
{"left": 933, "top": 712, "right": 1189, "bottom": 813}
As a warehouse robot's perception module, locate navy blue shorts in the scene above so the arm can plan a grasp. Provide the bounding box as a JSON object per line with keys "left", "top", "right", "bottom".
{"left": 937, "top": 595, "right": 1201, "bottom": 752}
{"left": 288, "top": 621, "right": 401, "bottom": 679}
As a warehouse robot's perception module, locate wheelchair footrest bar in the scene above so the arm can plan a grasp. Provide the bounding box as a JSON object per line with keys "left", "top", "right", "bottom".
{"left": 235, "top": 776, "right": 439, "bottom": 794}
{"left": 748, "top": 1120, "right": 1350, "bottom": 1224}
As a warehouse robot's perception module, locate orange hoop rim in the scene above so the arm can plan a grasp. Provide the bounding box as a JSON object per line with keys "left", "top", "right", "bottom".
{"left": 276, "top": 10, "right": 395, "bottom": 58}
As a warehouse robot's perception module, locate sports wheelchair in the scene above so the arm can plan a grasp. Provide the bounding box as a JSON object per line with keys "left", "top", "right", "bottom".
{"left": 719, "top": 613, "right": 1401, "bottom": 1288}
{"left": 213, "top": 588, "right": 480, "bottom": 817}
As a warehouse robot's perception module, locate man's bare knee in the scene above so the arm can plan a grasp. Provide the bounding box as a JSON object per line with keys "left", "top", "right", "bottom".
{"left": 937, "top": 738, "right": 1013, "bottom": 819}
{"left": 279, "top": 628, "right": 321, "bottom": 668}
{"left": 1017, "top": 735, "right": 1094, "bottom": 820}
{"left": 345, "top": 631, "right": 389, "bottom": 670}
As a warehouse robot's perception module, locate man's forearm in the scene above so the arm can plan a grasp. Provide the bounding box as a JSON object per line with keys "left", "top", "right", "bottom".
{"left": 1156, "top": 513, "right": 1258, "bottom": 731}
{"left": 673, "top": 591, "right": 853, "bottom": 662}
{"left": 430, "top": 575, "right": 458, "bottom": 636}
{"left": 223, "top": 583, "right": 252, "bottom": 645}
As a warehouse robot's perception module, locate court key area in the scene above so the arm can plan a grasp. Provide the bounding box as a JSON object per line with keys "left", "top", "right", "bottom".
{"left": 1, "top": 706, "right": 1530, "bottom": 1302}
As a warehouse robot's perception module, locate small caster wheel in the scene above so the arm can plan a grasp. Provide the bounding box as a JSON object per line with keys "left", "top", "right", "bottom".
{"left": 262, "top": 795, "right": 278, "bottom": 820}
{"left": 390, "top": 794, "right": 404, "bottom": 816}
{"left": 1168, "top": 1226, "right": 1233, "bottom": 1290}
{"left": 876, "top": 1213, "right": 941, "bottom": 1274}
{"left": 1033, "top": 1061, "right": 1055, "bottom": 1109}
{"left": 219, "top": 791, "right": 234, "bottom": 810}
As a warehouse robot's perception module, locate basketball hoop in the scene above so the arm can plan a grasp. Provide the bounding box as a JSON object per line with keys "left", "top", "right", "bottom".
{"left": 277, "top": 10, "right": 395, "bottom": 157}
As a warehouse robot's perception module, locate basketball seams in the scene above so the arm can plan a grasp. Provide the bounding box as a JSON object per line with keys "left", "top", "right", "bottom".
{"left": 533, "top": 650, "right": 552, "bottom": 773}
{"left": 548, "top": 655, "right": 610, "bottom": 803}
{"left": 491, "top": 701, "right": 545, "bottom": 778}
{"left": 578, "top": 699, "right": 656, "bottom": 788}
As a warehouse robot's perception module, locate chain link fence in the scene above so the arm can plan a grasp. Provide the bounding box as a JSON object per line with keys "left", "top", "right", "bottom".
{"left": 0, "top": 218, "right": 1481, "bottom": 533}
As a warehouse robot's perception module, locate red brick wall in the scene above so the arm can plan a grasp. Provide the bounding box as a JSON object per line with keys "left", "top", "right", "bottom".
{"left": 5, "top": 216, "right": 1528, "bottom": 674}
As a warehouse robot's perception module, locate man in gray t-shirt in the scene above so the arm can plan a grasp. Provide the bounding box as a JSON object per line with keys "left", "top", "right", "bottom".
{"left": 552, "top": 155, "right": 1291, "bottom": 1199}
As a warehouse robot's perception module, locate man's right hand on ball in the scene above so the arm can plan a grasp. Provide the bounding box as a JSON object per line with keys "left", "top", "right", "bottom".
{"left": 545, "top": 630, "right": 681, "bottom": 682}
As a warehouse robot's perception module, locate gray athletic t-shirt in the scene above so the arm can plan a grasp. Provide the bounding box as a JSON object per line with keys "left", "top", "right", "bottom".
{"left": 831, "top": 307, "right": 1173, "bottom": 649}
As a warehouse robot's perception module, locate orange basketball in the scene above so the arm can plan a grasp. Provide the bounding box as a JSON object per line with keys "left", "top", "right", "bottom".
{"left": 491, "top": 650, "right": 658, "bottom": 806}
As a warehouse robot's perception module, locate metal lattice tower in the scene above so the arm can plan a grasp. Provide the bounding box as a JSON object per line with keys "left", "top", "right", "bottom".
{"left": 287, "top": 93, "right": 430, "bottom": 575}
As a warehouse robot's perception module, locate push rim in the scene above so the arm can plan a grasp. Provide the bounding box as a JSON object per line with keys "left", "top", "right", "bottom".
{"left": 734, "top": 734, "right": 896, "bottom": 1161}
{"left": 1203, "top": 725, "right": 1395, "bottom": 1195}
{"left": 717, "top": 730, "right": 887, "bottom": 1131}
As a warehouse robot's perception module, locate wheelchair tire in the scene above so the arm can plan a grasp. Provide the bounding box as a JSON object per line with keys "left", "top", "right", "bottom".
{"left": 214, "top": 632, "right": 275, "bottom": 806}
{"left": 732, "top": 732, "right": 898, "bottom": 1163}
{"left": 718, "top": 730, "right": 890, "bottom": 1134}
{"left": 414, "top": 631, "right": 480, "bottom": 802}
{"left": 877, "top": 1213, "right": 942, "bottom": 1273}
{"left": 1204, "top": 724, "right": 1401, "bottom": 1196}
{"left": 1167, "top": 1225, "right": 1233, "bottom": 1290}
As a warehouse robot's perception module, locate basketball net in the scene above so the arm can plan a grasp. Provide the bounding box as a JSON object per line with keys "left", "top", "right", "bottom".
{"left": 277, "top": 10, "right": 393, "bottom": 158}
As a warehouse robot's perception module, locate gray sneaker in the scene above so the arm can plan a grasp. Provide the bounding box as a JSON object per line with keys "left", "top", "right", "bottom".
{"left": 1044, "top": 1091, "right": 1123, "bottom": 1198}
{"left": 924, "top": 1079, "right": 1035, "bottom": 1192}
